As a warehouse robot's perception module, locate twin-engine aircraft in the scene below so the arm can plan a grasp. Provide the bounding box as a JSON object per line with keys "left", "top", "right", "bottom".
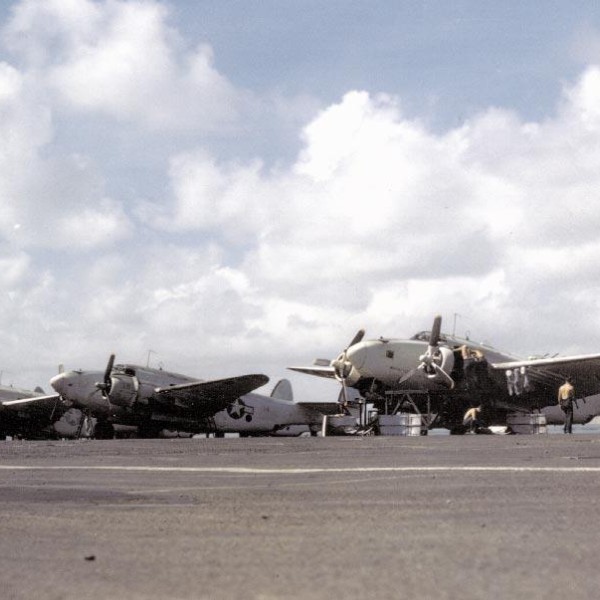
{"left": 289, "top": 315, "right": 600, "bottom": 432}
{"left": 3, "top": 356, "right": 337, "bottom": 438}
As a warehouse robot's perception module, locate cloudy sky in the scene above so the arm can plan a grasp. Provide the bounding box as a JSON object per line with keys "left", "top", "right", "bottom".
{"left": 2, "top": 0, "right": 600, "bottom": 399}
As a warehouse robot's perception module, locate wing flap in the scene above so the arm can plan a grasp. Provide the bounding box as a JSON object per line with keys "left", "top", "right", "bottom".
{"left": 155, "top": 374, "right": 269, "bottom": 417}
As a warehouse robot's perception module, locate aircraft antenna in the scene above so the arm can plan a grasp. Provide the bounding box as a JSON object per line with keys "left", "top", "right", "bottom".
{"left": 452, "top": 313, "right": 461, "bottom": 337}
{"left": 147, "top": 350, "right": 157, "bottom": 368}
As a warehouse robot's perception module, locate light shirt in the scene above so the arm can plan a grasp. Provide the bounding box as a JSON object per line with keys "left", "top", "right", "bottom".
{"left": 463, "top": 407, "right": 481, "bottom": 423}
{"left": 558, "top": 382, "right": 574, "bottom": 402}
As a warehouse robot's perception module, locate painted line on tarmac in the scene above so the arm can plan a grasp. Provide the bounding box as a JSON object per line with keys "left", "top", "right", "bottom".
{"left": 1, "top": 465, "right": 600, "bottom": 474}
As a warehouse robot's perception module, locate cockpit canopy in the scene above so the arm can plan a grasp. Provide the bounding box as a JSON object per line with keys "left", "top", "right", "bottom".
{"left": 410, "top": 331, "right": 449, "bottom": 344}
{"left": 113, "top": 365, "right": 136, "bottom": 377}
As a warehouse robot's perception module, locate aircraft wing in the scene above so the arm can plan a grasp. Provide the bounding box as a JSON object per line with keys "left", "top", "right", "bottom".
{"left": 2, "top": 393, "right": 62, "bottom": 409}
{"left": 491, "top": 353, "right": 600, "bottom": 398}
{"left": 154, "top": 374, "right": 270, "bottom": 417}
{"left": 2, "top": 393, "right": 65, "bottom": 422}
{"left": 287, "top": 366, "right": 336, "bottom": 380}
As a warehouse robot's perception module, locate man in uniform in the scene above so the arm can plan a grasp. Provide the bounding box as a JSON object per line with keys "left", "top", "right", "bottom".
{"left": 557, "top": 378, "right": 576, "bottom": 434}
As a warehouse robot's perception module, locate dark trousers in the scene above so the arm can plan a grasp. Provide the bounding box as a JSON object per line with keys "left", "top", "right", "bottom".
{"left": 562, "top": 406, "right": 573, "bottom": 434}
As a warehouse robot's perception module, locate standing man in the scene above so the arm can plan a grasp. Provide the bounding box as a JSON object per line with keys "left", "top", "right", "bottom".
{"left": 558, "top": 378, "right": 576, "bottom": 434}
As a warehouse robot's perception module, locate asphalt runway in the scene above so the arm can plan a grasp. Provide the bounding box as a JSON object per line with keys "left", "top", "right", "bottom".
{"left": 1, "top": 435, "right": 600, "bottom": 600}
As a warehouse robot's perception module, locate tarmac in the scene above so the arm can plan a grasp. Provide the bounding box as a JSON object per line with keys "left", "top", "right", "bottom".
{"left": 1, "top": 434, "right": 600, "bottom": 600}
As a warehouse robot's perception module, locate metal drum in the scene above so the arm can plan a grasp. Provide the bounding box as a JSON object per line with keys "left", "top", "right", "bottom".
{"left": 378, "top": 413, "right": 422, "bottom": 436}
{"left": 506, "top": 413, "right": 547, "bottom": 434}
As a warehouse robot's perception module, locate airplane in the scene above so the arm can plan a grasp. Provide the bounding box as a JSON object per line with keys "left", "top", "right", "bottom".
{"left": 3, "top": 355, "right": 338, "bottom": 438}
{"left": 289, "top": 315, "right": 600, "bottom": 433}
{"left": 0, "top": 382, "right": 66, "bottom": 439}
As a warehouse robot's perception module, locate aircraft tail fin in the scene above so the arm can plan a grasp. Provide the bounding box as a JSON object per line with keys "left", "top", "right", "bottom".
{"left": 271, "top": 379, "right": 294, "bottom": 402}
{"left": 34, "top": 386, "right": 45, "bottom": 394}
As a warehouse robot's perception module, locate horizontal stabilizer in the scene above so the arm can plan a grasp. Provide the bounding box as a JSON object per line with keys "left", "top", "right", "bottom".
{"left": 271, "top": 379, "right": 293, "bottom": 402}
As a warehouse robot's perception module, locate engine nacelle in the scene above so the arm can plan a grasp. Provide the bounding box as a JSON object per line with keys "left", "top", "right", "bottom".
{"left": 332, "top": 354, "right": 362, "bottom": 387}
{"left": 107, "top": 374, "right": 139, "bottom": 407}
{"left": 419, "top": 346, "right": 455, "bottom": 388}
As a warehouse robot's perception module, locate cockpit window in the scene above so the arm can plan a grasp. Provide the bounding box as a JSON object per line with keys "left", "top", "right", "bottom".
{"left": 410, "top": 331, "right": 448, "bottom": 343}
{"left": 114, "top": 365, "right": 136, "bottom": 377}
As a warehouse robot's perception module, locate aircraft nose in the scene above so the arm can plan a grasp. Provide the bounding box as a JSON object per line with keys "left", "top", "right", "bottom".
{"left": 346, "top": 343, "right": 367, "bottom": 370}
{"left": 50, "top": 372, "right": 72, "bottom": 396}
{"left": 50, "top": 372, "right": 66, "bottom": 394}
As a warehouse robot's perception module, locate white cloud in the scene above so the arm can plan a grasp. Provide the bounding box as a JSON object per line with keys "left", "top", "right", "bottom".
{"left": 3, "top": 0, "right": 242, "bottom": 131}
{"left": 137, "top": 151, "right": 269, "bottom": 239}
{"left": 139, "top": 74, "right": 600, "bottom": 365}
{"left": 0, "top": 36, "right": 132, "bottom": 251}
{"left": 54, "top": 197, "right": 131, "bottom": 249}
{"left": 0, "top": 250, "right": 31, "bottom": 287}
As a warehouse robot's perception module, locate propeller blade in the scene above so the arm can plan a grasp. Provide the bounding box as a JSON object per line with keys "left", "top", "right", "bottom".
{"left": 397, "top": 368, "right": 419, "bottom": 386}
{"left": 348, "top": 329, "right": 365, "bottom": 349}
{"left": 432, "top": 363, "right": 455, "bottom": 389}
{"left": 430, "top": 315, "right": 442, "bottom": 347}
{"left": 103, "top": 354, "right": 115, "bottom": 390}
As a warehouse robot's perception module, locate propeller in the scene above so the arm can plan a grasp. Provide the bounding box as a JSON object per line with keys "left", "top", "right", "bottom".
{"left": 417, "top": 315, "right": 455, "bottom": 388}
{"left": 331, "top": 329, "right": 364, "bottom": 382}
{"left": 331, "top": 329, "right": 365, "bottom": 407}
{"left": 95, "top": 354, "right": 116, "bottom": 395}
{"left": 420, "top": 315, "right": 442, "bottom": 375}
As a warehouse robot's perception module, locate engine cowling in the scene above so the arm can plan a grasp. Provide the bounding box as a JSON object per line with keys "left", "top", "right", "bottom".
{"left": 107, "top": 374, "right": 139, "bottom": 407}
{"left": 331, "top": 353, "right": 362, "bottom": 387}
